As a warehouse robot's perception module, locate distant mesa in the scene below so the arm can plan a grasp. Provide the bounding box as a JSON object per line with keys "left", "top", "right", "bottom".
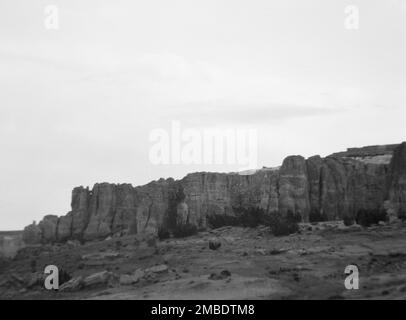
{"left": 22, "top": 142, "right": 406, "bottom": 244}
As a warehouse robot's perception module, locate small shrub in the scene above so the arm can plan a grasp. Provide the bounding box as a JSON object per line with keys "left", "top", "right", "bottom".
{"left": 343, "top": 215, "right": 355, "bottom": 226}
{"left": 237, "top": 207, "right": 267, "bottom": 227}
{"left": 309, "top": 208, "right": 326, "bottom": 223}
{"left": 157, "top": 227, "right": 170, "bottom": 240}
{"left": 269, "top": 210, "right": 301, "bottom": 236}
{"left": 356, "top": 208, "right": 387, "bottom": 227}
{"left": 173, "top": 223, "right": 198, "bottom": 238}
{"left": 59, "top": 269, "right": 72, "bottom": 286}
{"left": 208, "top": 207, "right": 267, "bottom": 229}
{"left": 115, "top": 240, "right": 122, "bottom": 251}
{"left": 398, "top": 208, "right": 406, "bottom": 221}
{"left": 207, "top": 214, "right": 238, "bottom": 229}
{"left": 30, "top": 259, "right": 37, "bottom": 273}
{"left": 209, "top": 240, "right": 221, "bottom": 250}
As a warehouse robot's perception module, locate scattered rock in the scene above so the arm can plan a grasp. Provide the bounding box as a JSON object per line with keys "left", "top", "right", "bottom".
{"left": 254, "top": 248, "right": 267, "bottom": 255}
{"left": 119, "top": 274, "right": 136, "bottom": 286}
{"left": 25, "top": 272, "right": 45, "bottom": 289}
{"left": 269, "top": 248, "right": 288, "bottom": 255}
{"left": 208, "top": 270, "right": 231, "bottom": 280}
{"left": 81, "top": 252, "right": 120, "bottom": 260}
{"left": 132, "top": 269, "right": 145, "bottom": 282}
{"left": 59, "top": 276, "right": 83, "bottom": 292}
{"left": 145, "top": 264, "right": 168, "bottom": 274}
{"left": 83, "top": 271, "right": 114, "bottom": 288}
{"left": 10, "top": 273, "right": 24, "bottom": 284}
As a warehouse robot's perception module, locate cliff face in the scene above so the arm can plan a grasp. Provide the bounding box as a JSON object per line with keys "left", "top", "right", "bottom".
{"left": 23, "top": 143, "right": 406, "bottom": 244}
{"left": 388, "top": 142, "right": 406, "bottom": 217}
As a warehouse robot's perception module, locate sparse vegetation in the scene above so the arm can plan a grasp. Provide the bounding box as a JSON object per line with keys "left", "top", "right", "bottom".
{"left": 172, "top": 223, "right": 198, "bottom": 238}
{"left": 269, "top": 210, "right": 301, "bottom": 236}
{"left": 309, "top": 208, "right": 326, "bottom": 223}
{"left": 398, "top": 208, "right": 406, "bottom": 221}
{"left": 236, "top": 207, "right": 268, "bottom": 227}
{"left": 30, "top": 259, "right": 37, "bottom": 273}
{"left": 355, "top": 208, "right": 387, "bottom": 227}
{"left": 207, "top": 207, "right": 267, "bottom": 229}
{"left": 157, "top": 227, "right": 170, "bottom": 240}
{"left": 115, "top": 240, "right": 122, "bottom": 251}
{"left": 343, "top": 215, "right": 355, "bottom": 226}
{"left": 207, "top": 214, "right": 238, "bottom": 229}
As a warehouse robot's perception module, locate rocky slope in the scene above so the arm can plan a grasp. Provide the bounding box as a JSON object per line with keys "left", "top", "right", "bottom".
{"left": 3, "top": 222, "right": 406, "bottom": 300}
{"left": 23, "top": 142, "right": 406, "bottom": 244}
{"left": 0, "top": 231, "right": 24, "bottom": 258}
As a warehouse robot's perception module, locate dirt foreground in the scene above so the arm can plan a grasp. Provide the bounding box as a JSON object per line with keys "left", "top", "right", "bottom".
{"left": 1, "top": 221, "right": 406, "bottom": 300}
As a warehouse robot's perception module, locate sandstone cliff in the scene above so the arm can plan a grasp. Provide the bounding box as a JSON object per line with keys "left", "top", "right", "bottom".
{"left": 23, "top": 143, "right": 406, "bottom": 244}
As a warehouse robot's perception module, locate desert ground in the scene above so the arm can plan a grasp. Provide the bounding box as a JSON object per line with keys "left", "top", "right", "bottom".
{"left": 1, "top": 220, "right": 406, "bottom": 300}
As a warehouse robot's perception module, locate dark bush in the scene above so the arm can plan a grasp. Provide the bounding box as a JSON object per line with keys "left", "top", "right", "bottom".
{"left": 237, "top": 207, "right": 267, "bottom": 227}
{"left": 158, "top": 227, "right": 170, "bottom": 240}
{"left": 207, "top": 214, "right": 238, "bottom": 229}
{"left": 173, "top": 223, "right": 198, "bottom": 238}
{"left": 115, "top": 240, "right": 122, "bottom": 251}
{"left": 59, "top": 269, "right": 72, "bottom": 286}
{"left": 309, "top": 208, "right": 326, "bottom": 223}
{"left": 269, "top": 210, "right": 301, "bottom": 236}
{"left": 355, "top": 208, "right": 387, "bottom": 227}
{"left": 398, "top": 208, "right": 406, "bottom": 221}
{"left": 343, "top": 215, "right": 355, "bottom": 226}
{"left": 30, "top": 259, "right": 37, "bottom": 273}
{"left": 207, "top": 207, "right": 267, "bottom": 229}
{"left": 209, "top": 240, "right": 221, "bottom": 250}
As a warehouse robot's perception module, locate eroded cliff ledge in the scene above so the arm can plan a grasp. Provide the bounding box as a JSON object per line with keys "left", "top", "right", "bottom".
{"left": 23, "top": 142, "right": 406, "bottom": 244}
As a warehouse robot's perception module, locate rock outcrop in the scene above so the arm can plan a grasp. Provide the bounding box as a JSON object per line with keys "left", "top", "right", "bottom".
{"left": 22, "top": 224, "right": 42, "bottom": 245}
{"left": 23, "top": 142, "right": 406, "bottom": 244}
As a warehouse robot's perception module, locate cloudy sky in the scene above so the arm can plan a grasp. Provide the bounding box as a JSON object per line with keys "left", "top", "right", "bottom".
{"left": 1, "top": 0, "right": 405, "bottom": 230}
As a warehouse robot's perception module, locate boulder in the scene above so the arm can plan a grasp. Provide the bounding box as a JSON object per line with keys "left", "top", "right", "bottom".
{"left": 209, "top": 270, "right": 231, "bottom": 280}
{"left": 145, "top": 264, "right": 168, "bottom": 274}
{"left": 119, "top": 270, "right": 146, "bottom": 286}
{"left": 59, "top": 276, "right": 83, "bottom": 292}
{"left": 83, "top": 271, "right": 114, "bottom": 288}
{"left": 38, "top": 215, "right": 59, "bottom": 243}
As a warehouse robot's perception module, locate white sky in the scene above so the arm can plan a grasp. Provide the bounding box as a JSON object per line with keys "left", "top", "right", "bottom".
{"left": 0, "top": 0, "right": 405, "bottom": 230}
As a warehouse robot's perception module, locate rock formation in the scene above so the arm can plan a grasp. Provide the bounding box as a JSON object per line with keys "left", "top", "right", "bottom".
{"left": 388, "top": 142, "right": 406, "bottom": 218}
{"left": 23, "top": 143, "right": 406, "bottom": 244}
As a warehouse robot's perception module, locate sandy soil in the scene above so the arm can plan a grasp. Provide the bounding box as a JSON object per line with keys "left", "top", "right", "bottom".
{"left": 1, "top": 221, "right": 406, "bottom": 300}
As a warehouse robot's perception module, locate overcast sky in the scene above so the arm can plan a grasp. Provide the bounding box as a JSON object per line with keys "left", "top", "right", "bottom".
{"left": 1, "top": 0, "right": 405, "bottom": 230}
